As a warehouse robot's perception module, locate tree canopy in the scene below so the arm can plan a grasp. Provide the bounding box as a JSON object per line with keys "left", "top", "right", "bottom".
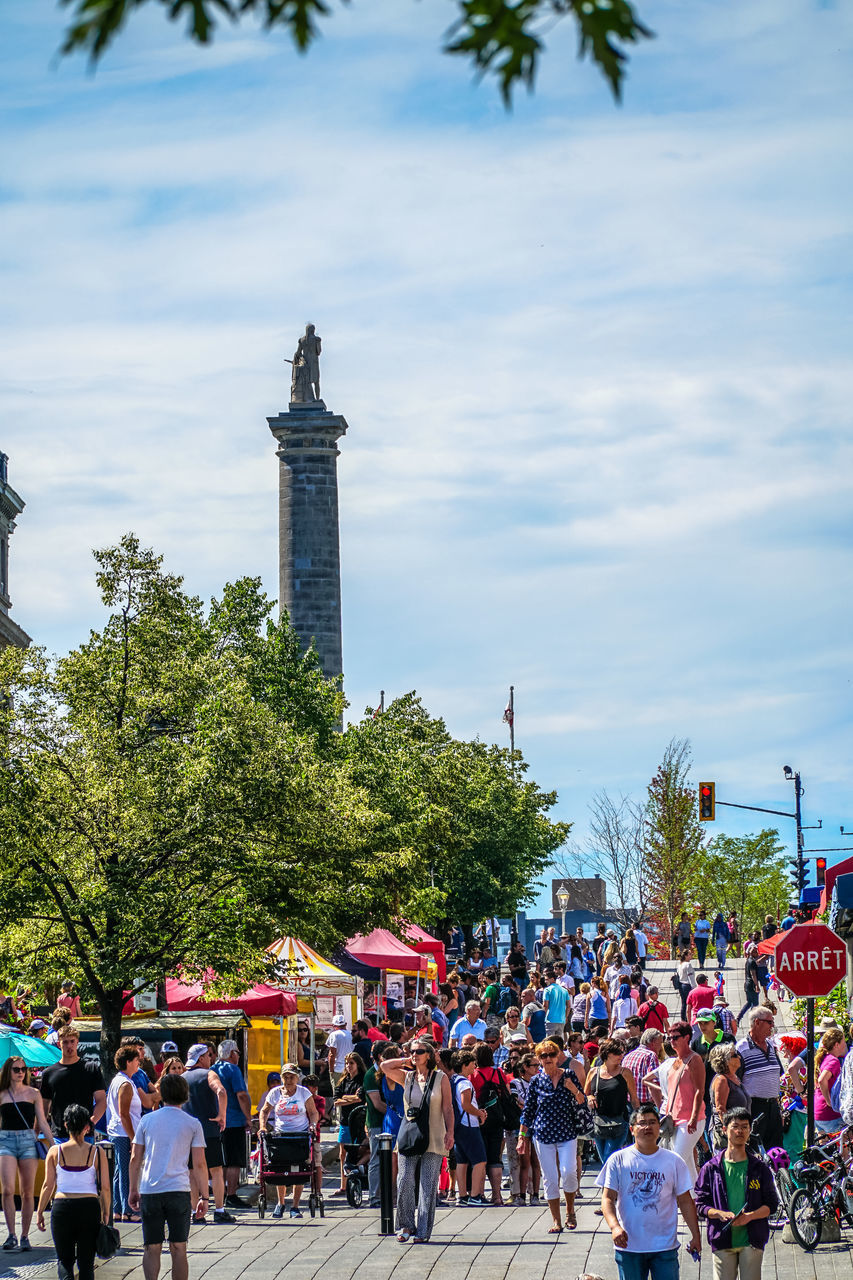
{"left": 0, "top": 535, "right": 568, "bottom": 1067}
{"left": 57, "top": 0, "right": 654, "bottom": 105}
{"left": 685, "top": 829, "right": 790, "bottom": 938}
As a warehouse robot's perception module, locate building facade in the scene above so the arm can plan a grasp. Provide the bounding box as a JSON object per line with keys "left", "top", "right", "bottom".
{"left": 0, "top": 453, "right": 30, "bottom": 650}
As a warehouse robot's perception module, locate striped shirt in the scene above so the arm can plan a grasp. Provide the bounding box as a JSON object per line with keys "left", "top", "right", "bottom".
{"left": 622, "top": 1047, "right": 660, "bottom": 1104}
{"left": 736, "top": 1036, "right": 783, "bottom": 1100}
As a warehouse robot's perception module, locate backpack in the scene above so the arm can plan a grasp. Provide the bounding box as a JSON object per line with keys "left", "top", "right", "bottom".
{"left": 639, "top": 1000, "right": 665, "bottom": 1031}
{"left": 830, "top": 1070, "right": 844, "bottom": 1114}
{"left": 496, "top": 986, "right": 516, "bottom": 1016}
{"left": 476, "top": 1066, "right": 520, "bottom": 1130}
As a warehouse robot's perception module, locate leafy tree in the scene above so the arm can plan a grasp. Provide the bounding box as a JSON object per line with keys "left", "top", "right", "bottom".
{"left": 0, "top": 535, "right": 410, "bottom": 1073}
{"left": 685, "top": 829, "right": 790, "bottom": 940}
{"left": 57, "top": 0, "right": 653, "bottom": 104}
{"left": 341, "top": 692, "right": 570, "bottom": 935}
{"left": 642, "top": 737, "right": 707, "bottom": 957}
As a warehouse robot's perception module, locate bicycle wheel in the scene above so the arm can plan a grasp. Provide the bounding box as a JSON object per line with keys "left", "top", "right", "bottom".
{"left": 789, "top": 1188, "right": 823, "bottom": 1251}
{"left": 777, "top": 1167, "right": 795, "bottom": 1213}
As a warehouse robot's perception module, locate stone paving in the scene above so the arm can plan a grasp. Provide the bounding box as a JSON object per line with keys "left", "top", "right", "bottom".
{"left": 1, "top": 955, "right": 845, "bottom": 1280}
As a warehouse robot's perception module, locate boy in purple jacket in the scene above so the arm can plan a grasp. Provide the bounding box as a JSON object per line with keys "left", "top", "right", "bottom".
{"left": 694, "top": 1107, "right": 778, "bottom": 1280}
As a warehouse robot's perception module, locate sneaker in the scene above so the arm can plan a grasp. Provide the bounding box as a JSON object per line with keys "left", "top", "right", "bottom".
{"left": 455, "top": 1196, "right": 469, "bottom": 1206}
{"left": 18, "top": 1238, "right": 31, "bottom": 1253}
{"left": 271, "top": 1204, "right": 284, "bottom": 1219}
{"left": 225, "top": 1195, "right": 244, "bottom": 1210}
{"left": 511, "top": 1195, "right": 526, "bottom": 1206}
{"left": 289, "top": 1208, "right": 303, "bottom": 1219}
{"left": 213, "top": 1209, "right": 236, "bottom": 1224}
{"left": 467, "top": 1196, "right": 485, "bottom": 1207}
{"left": 529, "top": 1195, "right": 541, "bottom": 1206}
{"left": 2, "top": 1236, "right": 17, "bottom": 1252}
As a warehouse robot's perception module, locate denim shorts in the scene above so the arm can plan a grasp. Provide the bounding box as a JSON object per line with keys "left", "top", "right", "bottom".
{"left": 0, "top": 1130, "right": 39, "bottom": 1160}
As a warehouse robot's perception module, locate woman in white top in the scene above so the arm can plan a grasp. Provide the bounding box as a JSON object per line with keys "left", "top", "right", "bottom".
{"left": 610, "top": 984, "right": 639, "bottom": 1032}
{"left": 258, "top": 1064, "right": 319, "bottom": 1218}
{"left": 105, "top": 1045, "right": 143, "bottom": 1222}
{"left": 675, "top": 948, "right": 697, "bottom": 1021}
{"left": 37, "top": 1104, "right": 109, "bottom": 1280}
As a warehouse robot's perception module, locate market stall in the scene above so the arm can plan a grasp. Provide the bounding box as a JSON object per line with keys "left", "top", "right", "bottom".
{"left": 346, "top": 928, "right": 430, "bottom": 1017}
{"left": 401, "top": 921, "right": 447, "bottom": 983}
{"left": 265, "top": 936, "right": 359, "bottom": 1064}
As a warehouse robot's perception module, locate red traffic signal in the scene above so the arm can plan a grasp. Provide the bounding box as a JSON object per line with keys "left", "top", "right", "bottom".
{"left": 816, "top": 857, "right": 827, "bottom": 888}
{"left": 699, "top": 782, "right": 715, "bottom": 821}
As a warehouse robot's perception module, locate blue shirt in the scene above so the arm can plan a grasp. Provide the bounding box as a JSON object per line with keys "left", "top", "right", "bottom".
{"left": 543, "top": 983, "right": 569, "bottom": 1025}
{"left": 212, "top": 1060, "right": 249, "bottom": 1129}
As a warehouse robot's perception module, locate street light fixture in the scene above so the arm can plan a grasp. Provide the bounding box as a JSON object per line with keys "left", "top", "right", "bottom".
{"left": 556, "top": 885, "right": 570, "bottom": 937}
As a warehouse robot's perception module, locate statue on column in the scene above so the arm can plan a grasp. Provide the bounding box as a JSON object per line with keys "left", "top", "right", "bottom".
{"left": 289, "top": 324, "right": 322, "bottom": 403}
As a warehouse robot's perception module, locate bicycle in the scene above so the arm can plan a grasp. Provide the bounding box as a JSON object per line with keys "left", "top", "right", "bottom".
{"left": 788, "top": 1132, "right": 853, "bottom": 1250}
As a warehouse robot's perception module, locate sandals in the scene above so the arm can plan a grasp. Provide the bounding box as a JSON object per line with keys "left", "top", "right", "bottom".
{"left": 565, "top": 1214, "right": 577, "bottom": 1230}
{"left": 396, "top": 1230, "right": 411, "bottom": 1243}
{"left": 547, "top": 1224, "right": 563, "bottom": 1234}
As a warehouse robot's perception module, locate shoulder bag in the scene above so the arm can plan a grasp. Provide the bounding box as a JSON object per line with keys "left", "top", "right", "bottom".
{"left": 8, "top": 1095, "right": 48, "bottom": 1160}
{"left": 592, "top": 1070, "right": 628, "bottom": 1141}
{"left": 93, "top": 1145, "right": 121, "bottom": 1259}
{"left": 397, "top": 1070, "right": 438, "bottom": 1157}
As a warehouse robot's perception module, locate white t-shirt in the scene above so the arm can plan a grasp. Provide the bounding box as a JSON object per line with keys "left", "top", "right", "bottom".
{"left": 133, "top": 1107, "right": 206, "bottom": 1194}
{"left": 605, "top": 964, "right": 632, "bottom": 999}
{"left": 266, "top": 1084, "right": 312, "bottom": 1133}
{"left": 326, "top": 1027, "right": 353, "bottom": 1065}
{"left": 655, "top": 1057, "right": 677, "bottom": 1116}
{"left": 452, "top": 1076, "right": 480, "bottom": 1127}
{"left": 633, "top": 930, "right": 648, "bottom": 959}
{"left": 596, "top": 1146, "right": 693, "bottom": 1253}
{"left": 611, "top": 997, "right": 638, "bottom": 1028}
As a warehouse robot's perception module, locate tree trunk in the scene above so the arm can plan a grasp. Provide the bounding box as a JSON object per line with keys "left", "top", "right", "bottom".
{"left": 98, "top": 989, "right": 126, "bottom": 1082}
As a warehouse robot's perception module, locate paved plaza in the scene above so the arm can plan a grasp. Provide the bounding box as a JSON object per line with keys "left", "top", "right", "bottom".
{"left": 2, "top": 958, "right": 847, "bottom": 1280}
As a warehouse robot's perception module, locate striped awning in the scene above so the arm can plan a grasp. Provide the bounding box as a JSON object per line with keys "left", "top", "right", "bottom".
{"left": 265, "top": 936, "right": 357, "bottom": 996}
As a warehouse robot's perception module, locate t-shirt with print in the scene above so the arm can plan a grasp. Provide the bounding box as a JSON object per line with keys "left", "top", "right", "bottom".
{"left": 543, "top": 983, "right": 569, "bottom": 1026}
{"left": 596, "top": 1146, "right": 693, "bottom": 1252}
{"left": 133, "top": 1106, "right": 206, "bottom": 1194}
{"left": 266, "top": 1084, "right": 312, "bottom": 1133}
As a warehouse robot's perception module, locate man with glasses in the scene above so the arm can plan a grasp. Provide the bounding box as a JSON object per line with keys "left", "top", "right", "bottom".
{"left": 598, "top": 1103, "right": 701, "bottom": 1280}
{"left": 735, "top": 1010, "right": 784, "bottom": 1151}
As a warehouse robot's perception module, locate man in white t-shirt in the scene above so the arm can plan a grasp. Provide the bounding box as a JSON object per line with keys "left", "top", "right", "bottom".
{"left": 129, "top": 1074, "right": 207, "bottom": 1280}
{"left": 326, "top": 1014, "right": 353, "bottom": 1084}
{"left": 597, "top": 1103, "right": 701, "bottom": 1280}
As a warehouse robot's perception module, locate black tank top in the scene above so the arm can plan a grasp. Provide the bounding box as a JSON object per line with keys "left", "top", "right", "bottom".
{"left": 594, "top": 1072, "right": 628, "bottom": 1119}
{"left": 0, "top": 1099, "right": 36, "bottom": 1130}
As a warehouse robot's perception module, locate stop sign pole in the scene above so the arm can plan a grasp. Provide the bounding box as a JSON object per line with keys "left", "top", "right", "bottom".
{"left": 774, "top": 923, "right": 848, "bottom": 1147}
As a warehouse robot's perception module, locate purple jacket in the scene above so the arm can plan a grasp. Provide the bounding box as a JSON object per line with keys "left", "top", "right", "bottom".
{"left": 694, "top": 1151, "right": 778, "bottom": 1251}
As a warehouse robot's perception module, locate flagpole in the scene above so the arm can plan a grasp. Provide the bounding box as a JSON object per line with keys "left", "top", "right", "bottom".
{"left": 380, "top": 690, "right": 385, "bottom": 713}
{"left": 508, "top": 685, "right": 514, "bottom": 755}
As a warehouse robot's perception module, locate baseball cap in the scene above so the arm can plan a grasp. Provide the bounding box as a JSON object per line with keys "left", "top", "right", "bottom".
{"left": 161, "top": 1040, "right": 179, "bottom": 1054}
{"left": 509, "top": 1033, "right": 528, "bottom": 1044}
{"left": 332, "top": 1014, "right": 347, "bottom": 1026}
{"left": 281, "top": 1063, "right": 300, "bottom": 1077}
{"left": 696, "top": 1010, "right": 716, "bottom": 1022}
{"left": 29, "top": 1018, "right": 47, "bottom": 1032}
{"left": 185, "top": 1043, "right": 210, "bottom": 1067}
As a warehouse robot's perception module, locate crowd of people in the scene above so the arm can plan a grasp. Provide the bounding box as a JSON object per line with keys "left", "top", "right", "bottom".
{"left": 2, "top": 907, "right": 852, "bottom": 1280}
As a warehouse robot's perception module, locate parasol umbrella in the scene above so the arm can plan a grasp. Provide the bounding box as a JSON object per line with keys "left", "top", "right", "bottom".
{"left": 0, "top": 1028, "right": 62, "bottom": 1068}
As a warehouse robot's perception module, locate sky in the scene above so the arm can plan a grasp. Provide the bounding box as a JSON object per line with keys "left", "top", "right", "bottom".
{"left": 2, "top": 0, "right": 852, "bottom": 917}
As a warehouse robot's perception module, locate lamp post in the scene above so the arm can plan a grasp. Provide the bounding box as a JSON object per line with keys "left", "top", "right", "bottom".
{"left": 557, "top": 885, "right": 570, "bottom": 938}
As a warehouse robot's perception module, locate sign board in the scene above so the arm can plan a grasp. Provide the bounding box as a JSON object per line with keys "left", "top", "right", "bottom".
{"left": 774, "top": 922, "right": 847, "bottom": 998}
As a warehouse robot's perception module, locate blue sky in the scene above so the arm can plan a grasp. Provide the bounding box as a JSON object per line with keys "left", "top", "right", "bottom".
{"left": 2, "top": 0, "right": 852, "bottom": 916}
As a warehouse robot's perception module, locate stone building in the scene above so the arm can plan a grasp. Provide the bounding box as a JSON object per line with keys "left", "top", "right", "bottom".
{"left": 0, "top": 452, "right": 30, "bottom": 650}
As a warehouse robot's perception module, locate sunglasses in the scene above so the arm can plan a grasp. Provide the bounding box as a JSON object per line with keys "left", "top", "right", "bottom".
{"left": 11, "top": 1065, "right": 26, "bottom": 1073}
{"left": 539, "top": 1052, "right": 558, "bottom": 1059}
{"left": 411, "top": 1049, "right": 428, "bottom": 1056}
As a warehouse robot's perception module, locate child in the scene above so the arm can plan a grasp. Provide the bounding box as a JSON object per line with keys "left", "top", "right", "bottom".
{"left": 713, "top": 970, "right": 725, "bottom": 999}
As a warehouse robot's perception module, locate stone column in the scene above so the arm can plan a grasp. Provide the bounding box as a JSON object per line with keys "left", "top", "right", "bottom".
{"left": 268, "top": 400, "right": 348, "bottom": 682}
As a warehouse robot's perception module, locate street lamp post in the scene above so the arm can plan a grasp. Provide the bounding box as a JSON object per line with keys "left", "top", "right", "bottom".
{"left": 557, "top": 885, "right": 570, "bottom": 938}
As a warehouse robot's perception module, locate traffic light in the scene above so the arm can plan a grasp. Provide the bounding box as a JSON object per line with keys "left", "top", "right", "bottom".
{"left": 816, "top": 857, "right": 827, "bottom": 888}
{"left": 789, "top": 857, "right": 806, "bottom": 892}
{"left": 698, "top": 782, "right": 715, "bottom": 821}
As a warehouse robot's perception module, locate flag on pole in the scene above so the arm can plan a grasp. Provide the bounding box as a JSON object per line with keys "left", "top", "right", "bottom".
{"left": 503, "top": 696, "right": 514, "bottom": 728}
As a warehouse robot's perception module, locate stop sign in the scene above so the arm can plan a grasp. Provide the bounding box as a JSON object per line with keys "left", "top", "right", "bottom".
{"left": 774, "top": 923, "right": 848, "bottom": 998}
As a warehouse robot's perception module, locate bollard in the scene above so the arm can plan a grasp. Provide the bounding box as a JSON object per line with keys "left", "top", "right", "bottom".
{"left": 95, "top": 1140, "right": 116, "bottom": 1227}
{"left": 378, "top": 1133, "right": 394, "bottom": 1236}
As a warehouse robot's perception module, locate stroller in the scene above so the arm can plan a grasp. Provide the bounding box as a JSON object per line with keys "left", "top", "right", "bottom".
{"left": 341, "top": 1104, "right": 370, "bottom": 1208}
{"left": 257, "top": 1128, "right": 325, "bottom": 1219}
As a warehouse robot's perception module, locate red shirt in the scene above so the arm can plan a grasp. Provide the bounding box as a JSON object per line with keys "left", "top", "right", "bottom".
{"left": 367, "top": 1029, "right": 389, "bottom": 1042}
{"left": 638, "top": 1000, "right": 669, "bottom": 1031}
{"left": 686, "top": 985, "right": 714, "bottom": 1020}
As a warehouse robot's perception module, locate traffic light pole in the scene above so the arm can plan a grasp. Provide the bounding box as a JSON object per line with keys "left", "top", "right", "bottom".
{"left": 806, "top": 997, "right": 815, "bottom": 1149}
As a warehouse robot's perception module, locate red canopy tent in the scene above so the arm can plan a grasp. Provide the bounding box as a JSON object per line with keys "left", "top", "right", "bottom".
{"left": 164, "top": 978, "right": 298, "bottom": 1017}
{"left": 756, "top": 931, "right": 786, "bottom": 956}
{"left": 346, "top": 928, "right": 428, "bottom": 973}
{"left": 401, "top": 921, "right": 447, "bottom": 982}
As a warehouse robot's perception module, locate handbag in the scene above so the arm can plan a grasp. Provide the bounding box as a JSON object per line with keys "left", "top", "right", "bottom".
{"left": 592, "top": 1070, "right": 628, "bottom": 1139}
{"left": 93, "top": 1145, "right": 121, "bottom": 1258}
{"left": 397, "top": 1070, "right": 437, "bottom": 1157}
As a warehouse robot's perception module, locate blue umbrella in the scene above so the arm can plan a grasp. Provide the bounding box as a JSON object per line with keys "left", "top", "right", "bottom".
{"left": 0, "top": 1028, "right": 62, "bottom": 1068}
